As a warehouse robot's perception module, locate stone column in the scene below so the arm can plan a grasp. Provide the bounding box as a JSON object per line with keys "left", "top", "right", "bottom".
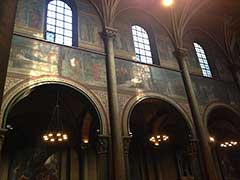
{"left": 186, "top": 139, "right": 202, "bottom": 180}
{"left": 0, "top": 0, "right": 18, "bottom": 109}
{"left": 96, "top": 135, "right": 109, "bottom": 180}
{"left": 175, "top": 48, "right": 219, "bottom": 180}
{"left": 123, "top": 136, "right": 132, "bottom": 180}
{"left": 0, "top": 128, "right": 7, "bottom": 153}
{"left": 102, "top": 26, "right": 126, "bottom": 180}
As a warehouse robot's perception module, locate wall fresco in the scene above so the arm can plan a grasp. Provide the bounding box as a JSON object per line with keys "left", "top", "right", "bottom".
{"left": 61, "top": 47, "right": 106, "bottom": 86}
{"left": 9, "top": 35, "right": 59, "bottom": 76}
{"left": 113, "top": 22, "right": 135, "bottom": 54}
{"left": 192, "top": 75, "right": 240, "bottom": 105}
{"left": 8, "top": 35, "right": 107, "bottom": 87}
{"left": 116, "top": 59, "right": 187, "bottom": 100}
{"left": 15, "top": 0, "right": 44, "bottom": 34}
{"left": 78, "top": 14, "right": 103, "bottom": 48}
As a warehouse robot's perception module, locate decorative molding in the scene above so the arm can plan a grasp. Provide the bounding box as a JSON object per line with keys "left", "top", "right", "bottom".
{"left": 96, "top": 135, "right": 109, "bottom": 155}
{"left": 174, "top": 48, "right": 189, "bottom": 59}
{"left": 0, "top": 128, "right": 8, "bottom": 145}
{"left": 102, "top": 27, "right": 118, "bottom": 39}
{"left": 118, "top": 93, "right": 132, "bottom": 117}
{"left": 123, "top": 136, "right": 132, "bottom": 155}
{"left": 1, "top": 76, "right": 108, "bottom": 135}
{"left": 186, "top": 139, "right": 199, "bottom": 158}
{"left": 3, "top": 76, "right": 23, "bottom": 95}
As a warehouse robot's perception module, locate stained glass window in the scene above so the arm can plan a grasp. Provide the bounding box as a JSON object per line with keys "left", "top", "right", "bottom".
{"left": 45, "top": 0, "right": 73, "bottom": 46}
{"left": 194, "top": 43, "right": 212, "bottom": 78}
{"left": 132, "top": 25, "right": 153, "bottom": 64}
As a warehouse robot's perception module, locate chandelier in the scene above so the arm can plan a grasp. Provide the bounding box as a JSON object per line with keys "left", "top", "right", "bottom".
{"left": 42, "top": 91, "right": 68, "bottom": 144}
{"left": 149, "top": 134, "right": 169, "bottom": 146}
{"left": 209, "top": 136, "right": 239, "bottom": 149}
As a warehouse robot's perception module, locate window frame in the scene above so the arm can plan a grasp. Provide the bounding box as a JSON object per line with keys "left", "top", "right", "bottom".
{"left": 44, "top": 0, "right": 78, "bottom": 46}
{"left": 193, "top": 42, "right": 212, "bottom": 78}
{"left": 131, "top": 24, "right": 159, "bottom": 65}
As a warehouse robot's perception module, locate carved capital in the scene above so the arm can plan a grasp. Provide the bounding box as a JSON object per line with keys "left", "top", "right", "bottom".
{"left": 0, "top": 128, "right": 8, "bottom": 145}
{"left": 185, "top": 139, "right": 199, "bottom": 158}
{"left": 96, "top": 135, "right": 109, "bottom": 155}
{"left": 174, "top": 48, "right": 189, "bottom": 59}
{"left": 123, "top": 136, "right": 132, "bottom": 155}
{"left": 102, "top": 27, "right": 118, "bottom": 39}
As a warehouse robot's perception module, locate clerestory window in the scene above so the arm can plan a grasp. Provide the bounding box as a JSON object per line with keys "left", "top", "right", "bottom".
{"left": 45, "top": 0, "right": 74, "bottom": 46}
{"left": 194, "top": 42, "right": 212, "bottom": 78}
{"left": 132, "top": 25, "right": 153, "bottom": 64}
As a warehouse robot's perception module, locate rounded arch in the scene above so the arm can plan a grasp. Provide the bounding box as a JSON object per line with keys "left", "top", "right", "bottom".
{"left": 122, "top": 92, "right": 196, "bottom": 138}
{"left": 1, "top": 76, "right": 108, "bottom": 135}
{"left": 184, "top": 27, "right": 228, "bottom": 61}
{"left": 114, "top": 7, "right": 174, "bottom": 45}
{"left": 203, "top": 101, "right": 240, "bottom": 127}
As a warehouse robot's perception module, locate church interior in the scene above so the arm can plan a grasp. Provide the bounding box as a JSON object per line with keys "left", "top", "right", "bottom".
{"left": 0, "top": 0, "right": 239, "bottom": 180}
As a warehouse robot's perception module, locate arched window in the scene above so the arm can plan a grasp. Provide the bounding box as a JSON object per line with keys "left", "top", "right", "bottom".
{"left": 45, "top": 0, "right": 74, "bottom": 46}
{"left": 132, "top": 25, "right": 153, "bottom": 64}
{"left": 194, "top": 42, "right": 212, "bottom": 78}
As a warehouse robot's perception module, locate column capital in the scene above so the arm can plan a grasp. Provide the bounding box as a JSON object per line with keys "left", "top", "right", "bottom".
{"left": 186, "top": 139, "right": 199, "bottom": 157}
{"left": 0, "top": 128, "right": 8, "bottom": 144}
{"left": 174, "top": 48, "right": 189, "bottom": 59}
{"left": 123, "top": 136, "right": 132, "bottom": 155}
{"left": 102, "top": 27, "right": 118, "bottom": 39}
{"left": 96, "top": 135, "right": 109, "bottom": 155}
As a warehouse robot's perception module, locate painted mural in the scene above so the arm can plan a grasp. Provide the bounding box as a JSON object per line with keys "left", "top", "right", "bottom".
{"left": 214, "top": 53, "right": 233, "bottom": 82}
{"left": 156, "top": 32, "right": 179, "bottom": 69}
{"left": 8, "top": 148, "right": 60, "bottom": 180}
{"left": 113, "top": 22, "right": 135, "bottom": 54}
{"left": 78, "top": 14, "right": 103, "bottom": 48}
{"left": 8, "top": 35, "right": 107, "bottom": 87}
{"left": 15, "top": 0, "right": 44, "bottom": 33}
{"left": 116, "top": 59, "right": 187, "bottom": 100}
{"left": 192, "top": 75, "right": 240, "bottom": 105}
{"left": 9, "top": 35, "right": 59, "bottom": 76}
{"left": 61, "top": 47, "right": 107, "bottom": 87}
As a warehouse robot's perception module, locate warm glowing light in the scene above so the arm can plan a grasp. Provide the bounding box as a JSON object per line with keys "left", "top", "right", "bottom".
{"left": 83, "top": 139, "right": 89, "bottom": 144}
{"left": 149, "top": 134, "right": 169, "bottom": 146}
{"left": 42, "top": 132, "right": 68, "bottom": 143}
{"left": 162, "top": 0, "right": 173, "bottom": 7}
{"left": 220, "top": 141, "right": 238, "bottom": 148}
{"left": 209, "top": 136, "right": 215, "bottom": 142}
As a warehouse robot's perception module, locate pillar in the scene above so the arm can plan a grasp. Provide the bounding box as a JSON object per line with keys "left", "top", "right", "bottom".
{"left": 186, "top": 139, "right": 203, "bottom": 180}
{"left": 102, "top": 27, "right": 126, "bottom": 180}
{"left": 0, "top": 128, "right": 7, "bottom": 153}
{"left": 123, "top": 136, "right": 132, "bottom": 180}
{"left": 0, "top": 0, "right": 18, "bottom": 109}
{"left": 175, "top": 48, "right": 219, "bottom": 180}
{"left": 96, "top": 135, "right": 109, "bottom": 180}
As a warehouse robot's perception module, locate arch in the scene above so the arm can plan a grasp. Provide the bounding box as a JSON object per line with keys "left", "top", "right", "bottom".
{"left": 203, "top": 101, "right": 240, "bottom": 127}
{"left": 1, "top": 76, "right": 108, "bottom": 135}
{"left": 114, "top": 7, "right": 174, "bottom": 46}
{"left": 184, "top": 27, "right": 228, "bottom": 61}
{"left": 122, "top": 92, "right": 196, "bottom": 138}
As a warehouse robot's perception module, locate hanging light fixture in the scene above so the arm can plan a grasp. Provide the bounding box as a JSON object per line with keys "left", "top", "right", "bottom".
{"left": 42, "top": 91, "right": 69, "bottom": 144}
{"left": 149, "top": 134, "right": 169, "bottom": 146}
